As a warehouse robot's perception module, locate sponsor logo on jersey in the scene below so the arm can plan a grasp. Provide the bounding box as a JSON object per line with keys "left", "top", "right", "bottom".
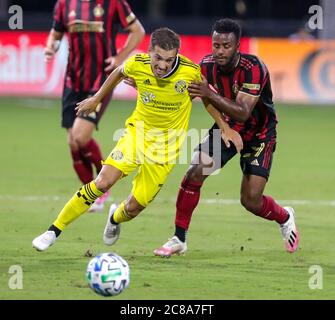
{"left": 140, "top": 91, "right": 155, "bottom": 105}
{"left": 68, "top": 20, "right": 104, "bottom": 33}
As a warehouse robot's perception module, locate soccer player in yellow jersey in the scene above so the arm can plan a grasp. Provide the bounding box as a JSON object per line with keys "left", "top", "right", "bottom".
{"left": 32, "top": 28, "right": 242, "bottom": 251}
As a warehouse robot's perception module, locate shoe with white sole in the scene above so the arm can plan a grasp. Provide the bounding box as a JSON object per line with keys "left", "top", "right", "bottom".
{"left": 153, "top": 236, "right": 187, "bottom": 257}
{"left": 280, "top": 207, "right": 300, "bottom": 253}
{"left": 88, "top": 191, "right": 110, "bottom": 213}
{"left": 103, "top": 203, "right": 120, "bottom": 246}
{"left": 32, "top": 231, "right": 57, "bottom": 251}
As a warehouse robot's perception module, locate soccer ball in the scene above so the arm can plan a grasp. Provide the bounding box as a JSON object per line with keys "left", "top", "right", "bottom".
{"left": 86, "top": 252, "right": 130, "bottom": 297}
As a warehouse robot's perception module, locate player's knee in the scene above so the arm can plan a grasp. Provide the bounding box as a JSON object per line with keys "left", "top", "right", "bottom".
{"left": 125, "top": 198, "right": 145, "bottom": 218}
{"left": 240, "top": 193, "right": 262, "bottom": 214}
{"left": 94, "top": 175, "right": 112, "bottom": 193}
{"left": 185, "top": 165, "right": 206, "bottom": 183}
{"left": 68, "top": 137, "right": 79, "bottom": 151}
{"left": 74, "top": 135, "right": 90, "bottom": 148}
{"left": 68, "top": 142, "right": 78, "bottom": 152}
{"left": 71, "top": 129, "right": 90, "bottom": 148}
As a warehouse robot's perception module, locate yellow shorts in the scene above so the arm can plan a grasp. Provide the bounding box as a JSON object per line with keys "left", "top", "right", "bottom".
{"left": 103, "top": 126, "right": 175, "bottom": 207}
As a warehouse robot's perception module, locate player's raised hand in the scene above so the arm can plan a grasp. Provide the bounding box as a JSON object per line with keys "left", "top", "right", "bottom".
{"left": 221, "top": 128, "right": 243, "bottom": 153}
{"left": 75, "top": 96, "right": 100, "bottom": 116}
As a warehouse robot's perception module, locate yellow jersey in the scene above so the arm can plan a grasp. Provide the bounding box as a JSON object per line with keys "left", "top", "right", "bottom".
{"left": 121, "top": 53, "right": 201, "bottom": 163}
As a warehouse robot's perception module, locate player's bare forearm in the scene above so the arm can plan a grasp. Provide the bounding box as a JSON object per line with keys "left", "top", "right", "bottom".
{"left": 47, "top": 29, "right": 63, "bottom": 44}
{"left": 76, "top": 67, "right": 124, "bottom": 116}
{"left": 105, "top": 20, "right": 145, "bottom": 72}
{"left": 95, "top": 66, "right": 124, "bottom": 100}
{"left": 45, "top": 29, "right": 63, "bottom": 61}
{"left": 206, "top": 90, "right": 250, "bottom": 122}
{"left": 202, "top": 98, "right": 243, "bottom": 152}
{"left": 204, "top": 100, "right": 229, "bottom": 132}
{"left": 189, "top": 79, "right": 256, "bottom": 122}
{"left": 118, "top": 20, "right": 145, "bottom": 62}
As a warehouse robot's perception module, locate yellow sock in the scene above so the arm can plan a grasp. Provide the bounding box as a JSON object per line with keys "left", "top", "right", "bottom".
{"left": 113, "top": 201, "right": 133, "bottom": 223}
{"left": 53, "top": 181, "right": 103, "bottom": 230}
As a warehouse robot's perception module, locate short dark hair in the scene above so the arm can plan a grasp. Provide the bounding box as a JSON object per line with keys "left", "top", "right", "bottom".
{"left": 211, "top": 18, "right": 241, "bottom": 42}
{"left": 150, "top": 27, "right": 181, "bottom": 51}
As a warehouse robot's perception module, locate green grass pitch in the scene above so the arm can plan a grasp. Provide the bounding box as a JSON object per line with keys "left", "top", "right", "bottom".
{"left": 0, "top": 97, "right": 334, "bottom": 300}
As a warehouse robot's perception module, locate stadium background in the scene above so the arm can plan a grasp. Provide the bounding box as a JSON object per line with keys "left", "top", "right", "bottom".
{"left": 0, "top": 0, "right": 334, "bottom": 300}
{"left": 1, "top": 0, "right": 334, "bottom": 103}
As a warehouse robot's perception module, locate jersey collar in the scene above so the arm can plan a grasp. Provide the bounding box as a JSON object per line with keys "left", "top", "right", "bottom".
{"left": 161, "top": 55, "right": 180, "bottom": 79}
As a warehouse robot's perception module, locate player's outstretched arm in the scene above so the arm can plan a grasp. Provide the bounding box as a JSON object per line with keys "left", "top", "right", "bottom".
{"left": 76, "top": 66, "right": 125, "bottom": 116}
{"left": 189, "top": 78, "right": 259, "bottom": 122}
{"left": 202, "top": 98, "right": 243, "bottom": 153}
{"left": 44, "top": 29, "right": 63, "bottom": 62}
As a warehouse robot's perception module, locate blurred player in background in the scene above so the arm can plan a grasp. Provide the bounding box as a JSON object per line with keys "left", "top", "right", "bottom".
{"left": 32, "top": 27, "right": 242, "bottom": 252}
{"left": 45, "top": 0, "right": 145, "bottom": 211}
{"left": 154, "top": 18, "right": 300, "bottom": 257}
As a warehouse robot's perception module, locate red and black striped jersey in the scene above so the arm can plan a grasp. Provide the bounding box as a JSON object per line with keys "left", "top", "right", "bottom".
{"left": 201, "top": 53, "right": 278, "bottom": 141}
{"left": 53, "top": 0, "right": 137, "bottom": 92}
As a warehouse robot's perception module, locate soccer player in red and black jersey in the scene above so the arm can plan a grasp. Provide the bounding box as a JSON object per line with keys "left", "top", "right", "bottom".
{"left": 154, "top": 18, "right": 300, "bottom": 257}
{"left": 46, "top": 0, "right": 145, "bottom": 211}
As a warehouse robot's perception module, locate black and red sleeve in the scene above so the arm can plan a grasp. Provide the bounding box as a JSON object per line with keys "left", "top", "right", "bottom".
{"left": 52, "top": 0, "right": 66, "bottom": 32}
{"left": 200, "top": 62, "right": 207, "bottom": 78}
{"left": 114, "top": 0, "right": 137, "bottom": 29}
{"left": 240, "top": 61, "right": 265, "bottom": 96}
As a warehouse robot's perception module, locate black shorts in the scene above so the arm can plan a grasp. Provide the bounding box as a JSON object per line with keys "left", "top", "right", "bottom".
{"left": 196, "top": 127, "right": 277, "bottom": 180}
{"left": 61, "top": 86, "right": 113, "bottom": 129}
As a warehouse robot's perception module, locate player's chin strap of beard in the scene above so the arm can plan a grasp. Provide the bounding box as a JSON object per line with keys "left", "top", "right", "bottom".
{"left": 220, "top": 51, "right": 240, "bottom": 72}
{"left": 234, "top": 51, "right": 241, "bottom": 66}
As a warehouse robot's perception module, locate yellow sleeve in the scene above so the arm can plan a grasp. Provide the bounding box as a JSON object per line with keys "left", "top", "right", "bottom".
{"left": 195, "top": 65, "right": 202, "bottom": 82}
{"left": 122, "top": 54, "right": 137, "bottom": 78}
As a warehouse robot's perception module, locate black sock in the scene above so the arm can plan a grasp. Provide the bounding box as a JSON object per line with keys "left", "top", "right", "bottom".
{"left": 175, "top": 225, "right": 186, "bottom": 243}
{"left": 48, "top": 225, "right": 62, "bottom": 237}
{"left": 110, "top": 214, "right": 119, "bottom": 225}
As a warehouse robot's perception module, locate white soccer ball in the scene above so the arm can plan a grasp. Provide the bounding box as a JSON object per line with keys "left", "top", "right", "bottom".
{"left": 86, "top": 252, "right": 130, "bottom": 297}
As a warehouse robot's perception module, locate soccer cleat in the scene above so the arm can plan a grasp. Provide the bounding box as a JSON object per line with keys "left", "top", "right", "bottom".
{"left": 88, "top": 191, "right": 110, "bottom": 213}
{"left": 153, "top": 236, "right": 187, "bottom": 258}
{"left": 280, "top": 207, "right": 300, "bottom": 253}
{"left": 32, "top": 231, "right": 57, "bottom": 251}
{"left": 103, "top": 203, "right": 120, "bottom": 246}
